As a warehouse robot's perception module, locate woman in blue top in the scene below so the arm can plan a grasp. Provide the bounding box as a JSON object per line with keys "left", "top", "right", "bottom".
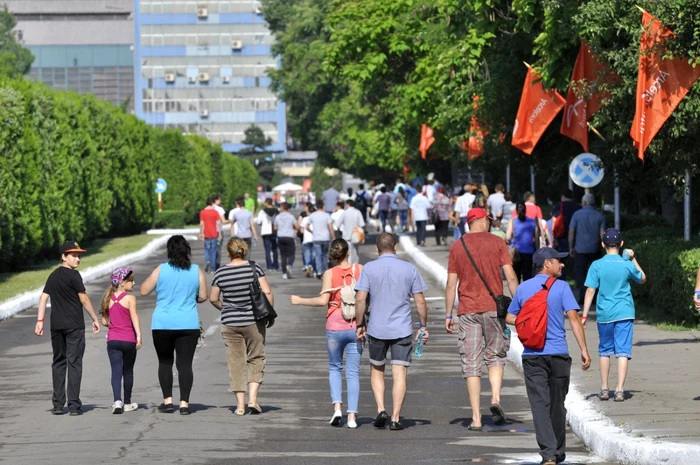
{"left": 141, "top": 235, "right": 208, "bottom": 415}
{"left": 506, "top": 203, "right": 537, "bottom": 283}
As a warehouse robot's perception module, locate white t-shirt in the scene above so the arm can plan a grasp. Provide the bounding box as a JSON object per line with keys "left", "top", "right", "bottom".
{"left": 214, "top": 205, "right": 226, "bottom": 232}
{"left": 454, "top": 193, "right": 475, "bottom": 218}
{"left": 409, "top": 194, "right": 431, "bottom": 222}
{"left": 331, "top": 209, "right": 345, "bottom": 231}
{"left": 340, "top": 207, "right": 366, "bottom": 241}
{"left": 425, "top": 184, "right": 436, "bottom": 202}
{"left": 300, "top": 216, "right": 314, "bottom": 244}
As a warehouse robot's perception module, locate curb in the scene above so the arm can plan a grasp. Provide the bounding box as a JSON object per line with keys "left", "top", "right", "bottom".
{"left": 0, "top": 235, "right": 173, "bottom": 322}
{"left": 146, "top": 228, "right": 200, "bottom": 235}
{"left": 399, "top": 235, "right": 700, "bottom": 465}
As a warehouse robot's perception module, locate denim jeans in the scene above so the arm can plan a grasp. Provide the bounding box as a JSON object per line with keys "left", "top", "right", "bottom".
{"left": 204, "top": 238, "right": 219, "bottom": 270}
{"left": 399, "top": 210, "right": 408, "bottom": 228}
{"left": 379, "top": 210, "right": 389, "bottom": 232}
{"left": 326, "top": 329, "right": 363, "bottom": 413}
{"left": 303, "top": 242, "right": 316, "bottom": 271}
{"left": 458, "top": 217, "right": 467, "bottom": 236}
{"left": 313, "top": 241, "right": 330, "bottom": 274}
{"left": 416, "top": 221, "right": 427, "bottom": 245}
{"left": 262, "top": 235, "right": 279, "bottom": 270}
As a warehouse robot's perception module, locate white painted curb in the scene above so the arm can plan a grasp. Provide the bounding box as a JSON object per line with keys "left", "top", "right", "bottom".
{"left": 146, "top": 228, "right": 200, "bottom": 235}
{"left": 399, "top": 234, "right": 700, "bottom": 465}
{"left": 0, "top": 235, "right": 172, "bottom": 322}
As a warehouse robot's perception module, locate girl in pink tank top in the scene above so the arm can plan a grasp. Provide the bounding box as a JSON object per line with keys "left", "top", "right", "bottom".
{"left": 290, "top": 239, "right": 364, "bottom": 429}
{"left": 99, "top": 267, "right": 142, "bottom": 414}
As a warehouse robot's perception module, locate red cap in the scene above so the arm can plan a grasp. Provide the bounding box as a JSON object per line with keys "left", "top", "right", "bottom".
{"left": 466, "top": 208, "right": 492, "bottom": 224}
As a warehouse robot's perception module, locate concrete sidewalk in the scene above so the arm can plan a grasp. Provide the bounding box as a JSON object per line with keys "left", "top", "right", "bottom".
{"left": 399, "top": 234, "right": 700, "bottom": 465}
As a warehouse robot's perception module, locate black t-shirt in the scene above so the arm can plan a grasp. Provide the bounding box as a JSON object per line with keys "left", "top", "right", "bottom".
{"left": 43, "top": 267, "right": 87, "bottom": 330}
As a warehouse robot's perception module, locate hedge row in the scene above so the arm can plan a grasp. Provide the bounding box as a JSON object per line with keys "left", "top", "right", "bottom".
{"left": 0, "top": 78, "right": 257, "bottom": 270}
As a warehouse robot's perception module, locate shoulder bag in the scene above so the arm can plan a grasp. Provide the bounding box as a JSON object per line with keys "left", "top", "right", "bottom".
{"left": 248, "top": 261, "right": 278, "bottom": 323}
{"left": 459, "top": 237, "right": 512, "bottom": 319}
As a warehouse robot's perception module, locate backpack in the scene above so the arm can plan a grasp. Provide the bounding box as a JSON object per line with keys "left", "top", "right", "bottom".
{"left": 515, "top": 277, "right": 557, "bottom": 350}
{"left": 355, "top": 191, "right": 368, "bottom": 213}
{"left": 553, "top": 202, "right": 566, "bottom": 238}
{"left": 325, "top": 265, "right": 358, "bottom": 321}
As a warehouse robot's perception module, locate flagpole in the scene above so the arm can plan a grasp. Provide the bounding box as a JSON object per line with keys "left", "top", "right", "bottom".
{"left": 685, "top": 170, "right": 691, "bottom": 241}
{"left": 530, "top": 165, "right": 535, "bottom": 193}
{"left": 614, "top": 169, "right": 621, "bottom": 230}
{"left": 587, "top": 122, "right": 606, "bottom": 141}
{"left": 506, "top": 162, "right": 511, "bottom": 192}
{"left": 635, "top": 5, "right": 646, "bottom": 14}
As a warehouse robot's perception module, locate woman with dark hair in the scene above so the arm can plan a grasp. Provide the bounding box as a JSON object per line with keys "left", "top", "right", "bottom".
{"left": 505, "top": 203, "right": 537, "bottom": 282}
{"left": 209, "top": 237, "right": 274, "bottom": 416}
{"left": 290, "top": 239, "right": 363, "bottom": 429}
{"left": 140, "top": 235, "right": 208, "bottom": 415}
{"left": 432, "top": 186, "right": 451, "bottom": 245}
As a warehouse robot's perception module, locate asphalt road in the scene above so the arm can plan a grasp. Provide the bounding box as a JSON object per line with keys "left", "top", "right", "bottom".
{"left": 0, "top": 232, "right": 616, "bottom": 465}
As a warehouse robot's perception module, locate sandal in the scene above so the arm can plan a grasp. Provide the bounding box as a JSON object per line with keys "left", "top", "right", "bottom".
{"left": 233, "top": 408, "right": 246, "bottom": 416}
{"left": 599, "top": 389, "right": 610, "bottom": 401}
{"left": 467, "top": 424, "right": 483, "bottom": 431}
{"left": 614, "top": 391, "right": 625, "bottom": 402}
{"left": 248, "top": 403, "right": 262, "bottom": 414}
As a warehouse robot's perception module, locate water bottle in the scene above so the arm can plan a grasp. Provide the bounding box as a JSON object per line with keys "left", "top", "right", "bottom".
{"left": 504, "top": 326, "right": 511, "bottom": 340}
{"left": 414, "top": 330, "right": 425, "bottom": 357}
{"left": 622, "top": 249, "right": 631, "bottom": 260}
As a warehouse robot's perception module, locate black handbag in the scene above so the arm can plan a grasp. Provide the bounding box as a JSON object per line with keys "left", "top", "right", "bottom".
{"left": 248, "top": 261, "right": 278, "bottom": 322}
{"left": 460, "top": 237, "right": 512, "bottom": 319}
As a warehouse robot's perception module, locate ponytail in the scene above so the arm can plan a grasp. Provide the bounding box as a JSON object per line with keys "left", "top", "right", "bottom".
{"left": 99, "top": 285, "right": 114, "bottom": 324}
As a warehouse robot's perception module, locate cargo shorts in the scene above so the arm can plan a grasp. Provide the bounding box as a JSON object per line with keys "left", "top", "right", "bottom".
{"left": 457, "top": 311, "right": 509, "bottom": 378}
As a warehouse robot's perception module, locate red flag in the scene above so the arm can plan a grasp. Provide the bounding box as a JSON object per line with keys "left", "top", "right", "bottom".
{"left": 512, "top": 68, "right": 566, "bottom": 155}
{"left": 301, "top": 179, "right": 312, "bottom": 194}
{"left": 561, "top": 43, "right": 613, "bottom": 151}
{"left": 631, "top": 11, "right": 700, "bottom": 161}
{"left": 419, "top": 124, "right": 435, "bottom": 159}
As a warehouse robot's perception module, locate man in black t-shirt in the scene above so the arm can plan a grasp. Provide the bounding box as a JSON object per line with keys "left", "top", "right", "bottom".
{"left": 35, "top": 241, "right": 101, "bottom": 416}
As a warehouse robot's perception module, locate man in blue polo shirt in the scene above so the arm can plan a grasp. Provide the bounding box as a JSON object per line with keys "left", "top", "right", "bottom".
{"left": 506, "top": 247, "right": 591, "bottom": 465}
{"left": 355, "top": 233, "right": 428, "bottom": 431}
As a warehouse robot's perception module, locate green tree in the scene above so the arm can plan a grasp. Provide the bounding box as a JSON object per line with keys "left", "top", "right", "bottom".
{"left": 239, "top": 124, "right": 279, "bottom": 187}
{"left": 0, "top": 7, "right": 34, "bottom": 77}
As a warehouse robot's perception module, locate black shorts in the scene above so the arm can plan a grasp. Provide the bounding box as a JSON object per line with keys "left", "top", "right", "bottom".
{"left": 368, "top": 335, "right": 413, "bottom": 367}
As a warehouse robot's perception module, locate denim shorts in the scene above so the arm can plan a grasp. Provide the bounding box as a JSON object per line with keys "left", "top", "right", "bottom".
{"left": 597, "top": 319, "right": 634, "bottom": 359}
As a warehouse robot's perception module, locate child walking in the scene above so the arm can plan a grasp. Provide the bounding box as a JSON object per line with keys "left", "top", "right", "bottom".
{"left": 100, "top": 267, "right": 142, "bottom": 414}
{"left": 581, "top": 229, "right": 646, "bottom": 402}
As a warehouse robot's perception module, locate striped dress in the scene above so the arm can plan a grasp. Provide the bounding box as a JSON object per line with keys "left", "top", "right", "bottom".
{"left": 212, "top": 261, "right": 266, "bottom": 327}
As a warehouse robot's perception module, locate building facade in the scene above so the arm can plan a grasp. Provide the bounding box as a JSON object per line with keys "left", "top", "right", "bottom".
{"left": 134, "top": 0, "right": 286, "bottom": 153}
{"left": 9, "top": 0, "right": 135, "bottom": 110}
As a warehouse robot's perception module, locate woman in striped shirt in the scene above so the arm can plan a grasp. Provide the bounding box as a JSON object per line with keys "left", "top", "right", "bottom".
{"left": 209, "top": 237, "right": 274, "bottom": 416}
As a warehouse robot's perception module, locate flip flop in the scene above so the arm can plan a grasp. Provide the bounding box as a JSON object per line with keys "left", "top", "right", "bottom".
{"left": 233, "top": 408, "right": 246, "bottom": 416}
{"left": 599, "top": 390, "right": 610, "bottom": 401}
{"left": 490, "top": 403, "right": 507, "bottom": 425}
{"left": 467, "top": 424, "right": 483, "bottom": 432}
{"left": 614, "top": 391, "right": 625, "bottom": 402}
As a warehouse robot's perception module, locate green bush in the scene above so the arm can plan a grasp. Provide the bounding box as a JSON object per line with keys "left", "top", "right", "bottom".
{"left": 153, "top": 210, "right": 187, "bottom": 229}
{"left": 629, "top": 233, "right": 700, "bottom": 326}
{"left": 0, "top": 77, "right": 259, "bottom": 271}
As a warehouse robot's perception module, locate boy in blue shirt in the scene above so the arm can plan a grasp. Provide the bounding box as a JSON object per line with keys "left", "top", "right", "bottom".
{"left": 581, "top": 228, "right": 646, "bottom": 403}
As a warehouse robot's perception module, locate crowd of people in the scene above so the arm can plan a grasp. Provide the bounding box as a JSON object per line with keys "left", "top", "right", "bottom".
{"left": 34, "top": 179, "right": 655, "bottom": 465}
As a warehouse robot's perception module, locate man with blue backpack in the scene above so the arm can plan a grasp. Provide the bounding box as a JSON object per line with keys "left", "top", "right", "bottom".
{"left": 506, "top": 247, "right": 591, "bottom": 465}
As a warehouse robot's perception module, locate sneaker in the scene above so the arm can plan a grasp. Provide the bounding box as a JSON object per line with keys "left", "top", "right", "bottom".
{"left": 347, "top": 419, "right": 358, "bottom": 429}
{"left": 69, "top": 408, "right": 83, "bottom": 416}
{"left": 51, "top": 407, "right": 65, "bottom": 415}
{"left": 282, "top": 273, "right": 288, "bottom": 280}
{"left": 329, "top": 410, "right": 342, "bottom": 427}
{"left": 112, "top": 400, "right": 123, "bottom": 414}
{"left": 204, "top": 263, "right": 211, "bottom": 273}
{"left": 124, "top": 403, "right": 138, "bottom": 412}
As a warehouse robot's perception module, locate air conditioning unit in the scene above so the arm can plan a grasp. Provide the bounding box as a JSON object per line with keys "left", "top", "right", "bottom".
{"left": 198, "top": 72, "right": 210, "bottom": 82}
{"left": 188, "top": 75, "right": 197, "bottom": 84}
{"left": 231, "top": 40, "right": 243, "bottom": 50}
{"left": 222, "top": 75, "right": 231, "bottom": 84}
{"left": 197, "top": 7, "right": 208, "bottom": 18}
{"left": 200, "top": 109, "right": 209, "bottom": 118}
{"left": 164, "top": 73, "right": 176, "bottom": 83}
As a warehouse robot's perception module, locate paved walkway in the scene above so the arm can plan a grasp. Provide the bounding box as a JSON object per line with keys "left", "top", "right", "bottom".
{"left": 400, "top": 233, "right": 700, "bottom": 464}
{"left": 0, "top": 232, "right": 613, "bottom": 465}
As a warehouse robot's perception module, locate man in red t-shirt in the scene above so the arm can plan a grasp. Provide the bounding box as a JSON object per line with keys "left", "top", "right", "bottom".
{"left": 445, "top": 208, "right": 519, "bottom": 430}
{"left": 199, "top": 196, "right": 222, "bottom": 273}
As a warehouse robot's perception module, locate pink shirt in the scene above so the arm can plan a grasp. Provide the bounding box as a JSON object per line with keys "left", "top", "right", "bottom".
{"left": 325, "top": 265, "right": 362, "bottom": 331}
{"left": 107, "top": 293, "right": 137, "bottom": 343}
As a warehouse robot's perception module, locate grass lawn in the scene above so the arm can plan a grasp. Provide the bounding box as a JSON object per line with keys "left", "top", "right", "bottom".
{"left": 0, "top": 235, "right": 156, "bottom": 303}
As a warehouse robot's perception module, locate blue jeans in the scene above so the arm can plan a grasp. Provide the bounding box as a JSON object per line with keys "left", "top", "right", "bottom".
{"left": 262, "top": 235, "right": 279, "bottom": 270}
{"left": 303, "top": 243, "right": 315, "bottom": 271}
{"left": 326, "top": 329, "right": 363, "bottom": 413}
{"left": 458, "top": 217, "right": 467, "bottom": 236}
{"left": 379, "top": 210, "right": 389, "bottom": 232}
{"left": 399, "top": 210, "right": 408, "bottom": 228}
{"left": 204, "top": 238, "right": 219, "bottom": 270}
{"left": 313, "top": 241, "right": 330, "bottom": 275}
